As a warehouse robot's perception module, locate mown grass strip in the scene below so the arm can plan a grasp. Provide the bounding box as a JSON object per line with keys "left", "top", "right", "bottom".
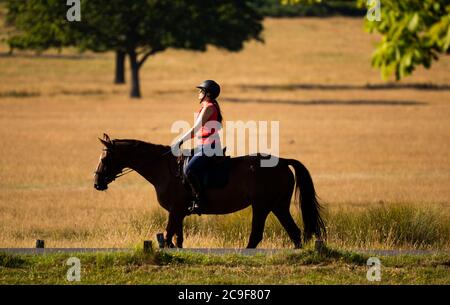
{"left": 1, "top": 247, "right": 449, "bottom": 284}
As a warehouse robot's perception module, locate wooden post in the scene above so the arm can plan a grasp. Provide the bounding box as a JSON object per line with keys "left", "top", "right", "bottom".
{"left": 315, "top": 240, "right": 325, "bottom": 254}
{"left": 156, "top": 233, "right": 165, "bottom": 249}
{"left": 36, "top": 239, "right": 45, "bottom": 248}
{"left": 143, "top": 240, "right": 153, "bottom": 254}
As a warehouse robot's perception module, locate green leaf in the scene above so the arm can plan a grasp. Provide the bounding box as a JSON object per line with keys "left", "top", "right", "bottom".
{"left": 433, "top": 3, "right": 440, "bottom": 12}
{"left": 408, "top": 13, "right": 420, "bottom": 32}
{"left": 404, "top": 51, "right": 413, "bottom": 67}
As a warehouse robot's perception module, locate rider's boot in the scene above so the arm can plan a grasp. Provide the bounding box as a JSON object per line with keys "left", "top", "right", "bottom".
{"left": 186, "top": 172, "right": 205, "bottom": 215}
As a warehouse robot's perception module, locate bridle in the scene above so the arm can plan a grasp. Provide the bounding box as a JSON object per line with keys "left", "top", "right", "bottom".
{"left": 94, "top": 142, "right": 175, "bottom": 183}
{"left": 93, "top": 147, "right": 132, "bottom": 183}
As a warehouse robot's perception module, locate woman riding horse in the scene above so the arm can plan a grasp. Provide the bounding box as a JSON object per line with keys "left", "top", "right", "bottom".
{"left": 94, "top": 81, "right": 326, "bottom": 248}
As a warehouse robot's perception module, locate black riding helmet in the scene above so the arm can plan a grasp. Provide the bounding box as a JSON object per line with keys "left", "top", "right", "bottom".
{"left": 196, "top": 80, "right": 220, "bottom": 100}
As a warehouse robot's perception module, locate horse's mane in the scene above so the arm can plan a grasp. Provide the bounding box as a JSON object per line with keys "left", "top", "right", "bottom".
{"left": 112, "top": 139, "right": 170, "bottom": 154}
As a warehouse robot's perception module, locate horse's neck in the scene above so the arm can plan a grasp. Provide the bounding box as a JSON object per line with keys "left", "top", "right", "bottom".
{"left": 124, "top": 142, "right": 171, "bottom": 187}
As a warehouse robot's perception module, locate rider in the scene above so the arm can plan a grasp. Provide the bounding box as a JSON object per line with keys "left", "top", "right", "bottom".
{"left": 172, "top": 80, "right": 224, "bottom": 214}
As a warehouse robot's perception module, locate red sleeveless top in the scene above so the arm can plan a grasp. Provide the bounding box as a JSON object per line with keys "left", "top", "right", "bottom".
{"left": 195, "top": 101, "right": 220, "bottom": 145}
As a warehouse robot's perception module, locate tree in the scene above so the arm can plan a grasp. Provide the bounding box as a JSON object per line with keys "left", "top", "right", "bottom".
{"left": 114, "top": 50, "right": 126, "bottom": 84}
{"left": 5, "top": 0, "right": 74, "bottom": 52}
{"left": 6, "top": 0, "right": 263, "bottom": 98}
{"left": 5, "top": 1, "right": 128, "bottom": 85}
{"left": 283, "top": 0, "right": 450, "bottom": 81}
{"left": 359, "top": 0, "right": 450, "bottom": 80}
{"left": 81, "top": 0, "right": 264, "bottom": 98}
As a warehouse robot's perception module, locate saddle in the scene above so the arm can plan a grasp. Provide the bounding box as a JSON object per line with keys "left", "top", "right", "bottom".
{"left": 177, "top": 147, "right": 231, "bottom": 189}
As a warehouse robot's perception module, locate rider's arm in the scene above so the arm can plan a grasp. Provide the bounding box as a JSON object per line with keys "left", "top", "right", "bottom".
{"left": 178, "top": 106, "right": 214, "bottom": 144}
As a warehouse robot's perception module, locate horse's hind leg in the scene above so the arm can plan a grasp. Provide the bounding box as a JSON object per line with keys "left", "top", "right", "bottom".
{"left": 272, "top": 206, "right": 302, "bottom": 249}
{"left": 246, "top": 207, "right": 270, "bottom": 249}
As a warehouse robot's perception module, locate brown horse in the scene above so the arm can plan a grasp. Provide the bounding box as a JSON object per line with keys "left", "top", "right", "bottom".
{"left": 94, "top": 133, "right": 326, "bottom": 248}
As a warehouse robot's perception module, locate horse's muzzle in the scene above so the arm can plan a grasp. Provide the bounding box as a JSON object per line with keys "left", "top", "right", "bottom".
{"left": 94, "top": 183, "right": 108, "bottom": 191}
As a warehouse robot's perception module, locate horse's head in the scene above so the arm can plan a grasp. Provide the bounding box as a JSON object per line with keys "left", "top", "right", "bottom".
{"left": 94, "top": 133, "right": 125, "bottom": 191}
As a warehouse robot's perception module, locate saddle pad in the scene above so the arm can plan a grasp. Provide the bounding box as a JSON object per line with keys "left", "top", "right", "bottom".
{"left": 182, "top": 154, "right": 231, "bottom": 189}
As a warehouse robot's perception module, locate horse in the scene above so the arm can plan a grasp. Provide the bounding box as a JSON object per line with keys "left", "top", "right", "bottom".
{"left": 94, "top": 133, "right": 326, "bottom": 248}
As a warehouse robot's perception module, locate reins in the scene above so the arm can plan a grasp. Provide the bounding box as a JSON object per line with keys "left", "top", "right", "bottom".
{"left": 113, "top": 167, "right": 134, "bottom": 178}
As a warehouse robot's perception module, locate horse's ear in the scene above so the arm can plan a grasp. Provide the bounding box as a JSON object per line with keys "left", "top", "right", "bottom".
{"left": 99, "top": 138, "right": 112, "bottom": 148}
{"left": 103, "top": 133, "right": 111, "bottom": 143}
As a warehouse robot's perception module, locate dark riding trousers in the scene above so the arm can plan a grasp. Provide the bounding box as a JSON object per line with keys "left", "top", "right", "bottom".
{"left": 183, "top": 141, "right": 221, "bottom": 179}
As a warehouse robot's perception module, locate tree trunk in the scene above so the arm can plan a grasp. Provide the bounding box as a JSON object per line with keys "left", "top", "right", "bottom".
{"left": 128, "top": 49, "right": 141, "bottom": 98}
{"left": 114, "top": 50, "right": 126, "bottom": 84}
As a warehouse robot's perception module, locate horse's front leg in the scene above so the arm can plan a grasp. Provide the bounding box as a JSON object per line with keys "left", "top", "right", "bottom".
{"left": 165, "top": 212, "right": 185, "bottom": 248}
{"left": 175, "top": 215, "right": 185, "bottom": 248}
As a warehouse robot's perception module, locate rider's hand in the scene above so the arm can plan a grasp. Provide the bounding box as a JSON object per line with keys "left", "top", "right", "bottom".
{"left": 170, "top": 140, "right": 183, "bottom": 155}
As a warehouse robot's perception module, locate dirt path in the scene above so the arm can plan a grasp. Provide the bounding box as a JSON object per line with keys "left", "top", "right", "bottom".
{"left": 1, "top": 248, "right": 448, "bottom": 256}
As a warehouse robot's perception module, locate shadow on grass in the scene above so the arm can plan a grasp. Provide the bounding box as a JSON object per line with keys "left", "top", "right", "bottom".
{"left": 239, "top": 83, "right": 450, "bottom": 91}
{"left": 0, "top": 90, "right": 41, "bottom": 98}
{"left": 0, "top": 253, "right": 28, "bottom": 268}
{"left": 0, "top": 89, "right": 125, "bottom": 98}
{"left": 0, "top": 52, "right": 95, "bottom": 60}
{"left": 57, "top": 89, "right": 108, "bottom": 96}
{"left": 222, "top": 97, "right": 426, "bottom": 106}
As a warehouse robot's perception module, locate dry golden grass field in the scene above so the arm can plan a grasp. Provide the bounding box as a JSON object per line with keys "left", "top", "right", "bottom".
{"left": 0, "top": 16, "right": 449, "bottom": 250}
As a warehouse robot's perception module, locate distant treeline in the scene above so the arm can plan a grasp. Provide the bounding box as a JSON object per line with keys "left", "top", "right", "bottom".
{"left": 0, "top": 0, "right": 365, "bottom": 18}
{"left": 251, "top": 0, "right": 365, "bottom": 17}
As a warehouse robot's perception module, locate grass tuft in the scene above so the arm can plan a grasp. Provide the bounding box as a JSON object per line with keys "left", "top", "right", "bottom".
{"left": 328, "top": 204, "right": 450, "bottom": 249}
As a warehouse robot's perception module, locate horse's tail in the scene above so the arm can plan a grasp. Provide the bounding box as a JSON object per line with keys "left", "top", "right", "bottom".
{"left": 286, "top": 159, "right": 326, "bottom": 242}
